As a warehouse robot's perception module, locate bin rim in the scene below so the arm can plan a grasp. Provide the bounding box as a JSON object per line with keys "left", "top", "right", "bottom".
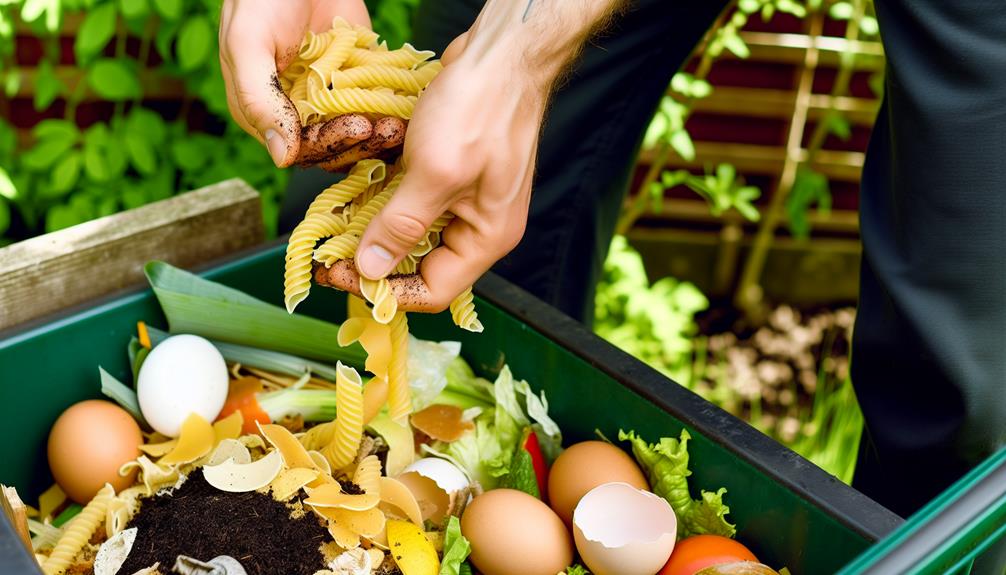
{"left": 0, "top": 238, "right": 903, "bottom": 569}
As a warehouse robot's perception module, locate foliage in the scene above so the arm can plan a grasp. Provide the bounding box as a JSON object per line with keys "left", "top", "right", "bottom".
{"left": 0, "top": 0, "right": 419, "bottom": 244}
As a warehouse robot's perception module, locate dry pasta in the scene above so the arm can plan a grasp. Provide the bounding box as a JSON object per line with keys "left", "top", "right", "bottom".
{"left": 387, "top": 311, "right": 411, "bottom": 423}
{"left": 304, "top": 87, "right": 418, "bottom": 121}
{"left": 284, "top": 211, "right": 349, "bottom": 313}
{"left": 42, "top": 484, "right": 113, "bottom": 575}
{"left": 323, "top": 363, "right": 365, "bottom": 470}
{"left": 313, "top": 171, "right": 403, "bottom": 266}
{"left": 450, "top": 287, "right": 484, "bottom": 333}
{"left": 307, "top": 159, "right": 385, "bottom": 216}
{"left": 359, "top": 277, "right": 397, "bottom": 324}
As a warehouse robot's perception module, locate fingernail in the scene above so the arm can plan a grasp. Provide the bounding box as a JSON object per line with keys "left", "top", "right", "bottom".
{"left": 357, "top": 245, "right": 395, "bottom": 279}
{"left": 264, "top": 129, "right": 287, "bottom": 166}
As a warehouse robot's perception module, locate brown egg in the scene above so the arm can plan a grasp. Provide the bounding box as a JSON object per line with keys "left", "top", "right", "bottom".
{"left": 47, "top": 400, "right": 143, "bottom": 503}
{"left": 461, "top": 489, "right": 573, "bottom": 575}
{"left": 547, "top": 440, "right": 649, "bottom": 524}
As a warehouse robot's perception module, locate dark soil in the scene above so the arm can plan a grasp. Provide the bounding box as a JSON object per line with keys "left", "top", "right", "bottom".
{"left": 116, "top": 469, "right": 328, "bottom": 575}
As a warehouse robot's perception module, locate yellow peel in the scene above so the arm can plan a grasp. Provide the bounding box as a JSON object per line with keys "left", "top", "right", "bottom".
{"left": 207, "top": 439, "right": 251, "bottom": 466}
{"left": 202, "top": 450, "right": 283, "bottom": 493}
{"left": 138, "top": 440, "right": 177, "bottom": 457}
{"left": 305, "top": 484, "right": 380, "bottom": 511}
{"left": 270, "top": 468, "right": 319, "bottom": 501}
{"left": 378, "top": 477, "right": 423, "bottom": 526}
{"left": 259, "top": 422, "right": 318, "bottom": 470}
{"left": 337, "top": 318, "right": 392, "bottom": 379}
{"left": 213, "top": 411, "right": 244, "bottom": 445}
{"left": 159, "top": 414, "right": 215, "bottom": 465}
{"left": 387, "top": 520, "right": 439, "bottom": 575}
{"left": 328, "top": 520, "right": 362, "bottom": 549}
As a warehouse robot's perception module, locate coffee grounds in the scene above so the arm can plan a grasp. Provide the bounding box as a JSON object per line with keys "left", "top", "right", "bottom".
{"left": 116, "top": 469, "right": 328, "bottom": 575}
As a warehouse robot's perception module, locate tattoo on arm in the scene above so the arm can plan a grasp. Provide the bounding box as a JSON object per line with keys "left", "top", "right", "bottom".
{"left": 521, "top": 0, "right": 535, "bottom": 22}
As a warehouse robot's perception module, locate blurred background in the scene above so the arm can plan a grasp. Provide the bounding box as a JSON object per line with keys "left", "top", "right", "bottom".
{"left": 0, "top": 0, "right": 881, "bottom": 483}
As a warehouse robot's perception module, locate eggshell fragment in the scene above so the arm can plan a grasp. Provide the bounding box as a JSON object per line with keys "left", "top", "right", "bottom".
{"left": 367, "top": 414, "right": 415, "bottom": 476}
{"left": 159, "top": 414, "right": 215, "bottom": 466}
{"left": 410, "top": 405, "right": 474, "bottom": 442}
{"left": 304, "top": 483, "right": 380, "bottom": 511}
{"left": 138, "top": 440, "right": 178, "bottom": 458}
{"left": 378, "top": 477, "right": 424, "bottom": 526}
{"left": 213, "top": 411, "right": 244, "bottom": 445}
{"left": 94, "top": 527, "right": 137, "bottom": 575}
{"left": 696, "top": 562, "right": 781, "bottom": 575}
{"left": 207, "top": 439, "right": 252, "bottom": 467}
{"left": 308, "top": 451, "right": 332, "bottom": 475}
{"left": 259, "top": 422, "right": 318, "bottom": 470}
{"left": 202, "top": 450, "right": 283, "bottom": 493}
{"left": 396, "top": 458, "right": 469, "bottom": 522}
{"left": 573, "top": 483, "right": 677, "bottom": 575}
{"left": 270, "top": 468, "right": 319, "bottom": 501}
{"left": 314, "top": 506, "right": 386, "bottom": 537}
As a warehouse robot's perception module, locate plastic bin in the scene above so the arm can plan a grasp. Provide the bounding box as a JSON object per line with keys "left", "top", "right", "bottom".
{"left": 0, "top": 240, "right": 998, "bottom": 574}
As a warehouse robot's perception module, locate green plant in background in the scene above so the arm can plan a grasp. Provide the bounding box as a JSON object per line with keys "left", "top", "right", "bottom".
{"left": 0, "top": 0, "right": 420, "bottom": 245}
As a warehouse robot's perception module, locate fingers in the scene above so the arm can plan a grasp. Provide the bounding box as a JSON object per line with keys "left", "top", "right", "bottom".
{"left": 354, "top": 168, "right": 455, "bottom": 280}
{"left": 315, "top": 117, "right": 406, "bottom": 172}
{"left": 295, "top": 114, "right": 373, "bottom": 165}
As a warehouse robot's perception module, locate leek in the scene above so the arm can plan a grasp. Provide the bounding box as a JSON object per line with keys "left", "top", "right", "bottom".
{"left": 257, "top": 388, "right": 339, "bottom": 422}
{"left": 99, "top": 367, "right": 149, "bottom": 428}
{"left": 146, "top": 326, "right": 338, "bottom": 381}
{"left": 144, "top": 261, "right": 365, "bottom": 367}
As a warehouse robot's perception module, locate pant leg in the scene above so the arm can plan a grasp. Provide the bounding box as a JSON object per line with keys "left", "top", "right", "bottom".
{"left": 853, "top": 0, "right": 1006, "bottom": 553}
{"left": 413, "top": 0, "right": 729, "bottom": 324}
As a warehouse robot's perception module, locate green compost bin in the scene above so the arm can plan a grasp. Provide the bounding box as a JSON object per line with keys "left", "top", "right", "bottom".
{"left": 0, "top": 241, "right": 905, "bottom": 574}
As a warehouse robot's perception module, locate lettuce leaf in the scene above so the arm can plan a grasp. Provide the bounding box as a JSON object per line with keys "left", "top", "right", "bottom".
{"left": 619, "top": 429, "right": 736, "bottom": 538}
{"left": 565, "top": 565, "right": 590, "bottom": 575}
{"left": 439, "top": 516, "right": 471, "bottom": 575}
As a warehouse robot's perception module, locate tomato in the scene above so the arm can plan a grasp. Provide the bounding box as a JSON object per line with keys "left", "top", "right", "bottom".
{"left": 660, "top": 535, "right": 759, "bottom": 575}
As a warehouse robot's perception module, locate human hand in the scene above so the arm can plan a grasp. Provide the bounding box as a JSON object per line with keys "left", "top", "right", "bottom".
{"left": 219, "top": 0, "right": 404, "bottom": 170}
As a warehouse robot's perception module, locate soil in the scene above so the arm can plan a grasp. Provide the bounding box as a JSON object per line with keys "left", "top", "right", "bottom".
{"left": 116, "top": 469, "right": 328, "bottom": 575}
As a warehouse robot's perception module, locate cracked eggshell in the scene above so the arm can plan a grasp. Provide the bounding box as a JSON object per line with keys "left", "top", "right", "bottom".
{"left": 573, "top": 483, "right": 677, "bottom": 575}
{"left": 396, "top": 458, "right": 470, "bottom": 522}
{"left": 203, "top": 450, "right": 283, "bottom": 493}
{"left": 94, "top": 527, "right": 137, "bottom": 575}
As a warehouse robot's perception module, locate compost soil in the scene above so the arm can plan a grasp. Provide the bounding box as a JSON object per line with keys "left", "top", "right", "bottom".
{"left": 116, "top": 469, "right": 328, "bottom": 575}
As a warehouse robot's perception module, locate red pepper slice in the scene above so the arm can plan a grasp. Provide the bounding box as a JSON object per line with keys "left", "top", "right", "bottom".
{"left": 523, "top": 428, "right": 549, "bottom": 503}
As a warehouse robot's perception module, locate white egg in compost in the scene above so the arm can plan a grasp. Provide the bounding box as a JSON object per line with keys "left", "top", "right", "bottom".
{"left": 573, "top": 482, "right": 678, "bottom": 575}
{"left": 137, "top": 334, "right": 228, "bottom": 437}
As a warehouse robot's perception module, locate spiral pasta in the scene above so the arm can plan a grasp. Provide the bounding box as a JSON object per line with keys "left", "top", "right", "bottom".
{"left": 285, "top": 211, "right": 350, "bottom": 313}
{"left": 329, "top": 62, "right": 442, "bottom": 95}
{"left": 304, "top": 87, "right": 418, "bottom": 121}
{"left": 43, "top": 484, "right": 113, "bottom": 575}
{"left": 299, "top": 30, "right": 334, "bottom": 60}
{"left": 359, "top": 277, "right": 397, "bottom": 324}
{"left": 450, "top": 287, "right": 484, "bottom": 334}
{"left": 387, "top": 311, "right": 411, "bottom": 423}
{"left": 324, "top": 362, "right": 365, "bottom": 471}
{"left": 344, "top": 44, "right": 434, "bottom": 69}
{"left": 307, "top": 159, "right": 385, "bottom": 216}
{"left": 313, "top": 171, "right": 403, "bottom": 266}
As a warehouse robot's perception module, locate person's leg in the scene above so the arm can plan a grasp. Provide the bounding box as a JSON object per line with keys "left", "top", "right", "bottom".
{"left": 854, "top": 3, "right": 1006, "bottom": 569}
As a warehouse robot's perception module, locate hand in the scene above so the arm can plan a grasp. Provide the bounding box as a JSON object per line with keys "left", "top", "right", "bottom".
{"left": 315, "top": 29, "right": 547, "bottom": 312}
{"left": 219, "top": 0, "right": 404, "bottom": 170}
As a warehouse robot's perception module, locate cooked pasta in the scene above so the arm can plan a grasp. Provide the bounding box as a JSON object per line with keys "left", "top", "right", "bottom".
{"left": 387, "top": 311, "right": 411, "bottom": 423}
{"left": 43, "top": 484, "right": 113, "bottom": 575}
{"left": 323, "top": 362, "right": 365, "bottom": 470}
{"left": 450, "top": 287, "right": 484, "bottom": 334}
{"left": 284, "top": 211, "right": 349, "bottom": 313}
{"left": 306, "top": 159, "right": 385, "bottom": 216}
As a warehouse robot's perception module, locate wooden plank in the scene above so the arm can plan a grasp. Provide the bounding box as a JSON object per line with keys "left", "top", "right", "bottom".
{"left": 675, "top": 86, "right": 879, "bottom": 124}
{"left": 0, "top": 486, "right": 30, "bottom": 554}
{"left": 733, "top": 31, "right": 885, "bottom": 70}
{"left": 631, "top": 198, "right": 860, "bottom": 234}
{"left": 639, "top": 142, "right": 865, "bottom": 182}
{"left": 0, "top": 179, "right": 264, "bottom": 331}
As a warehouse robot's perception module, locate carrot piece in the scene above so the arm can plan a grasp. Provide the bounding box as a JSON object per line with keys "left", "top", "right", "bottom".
{"left": 218, "top": 376, "right": 271, "bottom": 434}
{"left": 137, "top": 321, "right": 151, "bottom": 349}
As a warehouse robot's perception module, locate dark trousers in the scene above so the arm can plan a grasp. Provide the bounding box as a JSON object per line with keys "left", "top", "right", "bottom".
{"left": 281, "top": 3, "right": 1006, "bottom": 566}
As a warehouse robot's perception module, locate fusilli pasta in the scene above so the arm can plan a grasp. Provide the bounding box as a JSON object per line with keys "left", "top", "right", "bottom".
{"left": 43, "top": 484, "right": 113, "bottom": 575}
{"left": 323, "top": 362, "right": 364, "bottom": 470}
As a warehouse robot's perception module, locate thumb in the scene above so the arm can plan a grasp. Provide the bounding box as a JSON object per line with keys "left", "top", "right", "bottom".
{"left": 221, "top": 45, "right": 301, "bottom": 167}
{"left": 355, "top": 174, "right": 450, "bottom": 279}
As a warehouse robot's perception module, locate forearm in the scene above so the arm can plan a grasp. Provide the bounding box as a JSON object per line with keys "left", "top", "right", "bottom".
{"left": 462, "top": 0, "right": 626, "bottom": 94}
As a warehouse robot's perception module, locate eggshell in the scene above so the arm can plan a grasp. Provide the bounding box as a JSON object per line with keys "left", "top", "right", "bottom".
{"left": 573, "top": 482, "right": 677, "bottom": 575}
{"left": 202, "top": 449, "right": 283, "bottom": 492}
{"left": 548, "top": 441, "right": 649, "bottom": 524}
{"left": 93, "top": 527, "right": 137, "bottom": 575}
{"left": 138, "top": 334, "right": 229, "bottom": 437}
{"left": 462, "top": 489, "right": 573, "bottom": 575}
{"left": 47, "top": 400, "right": 143, "bottom": 503}
{"left": 396, "top": 458, "right": 469, "bottom": 522}
{"left": 695, "top": 563, "right": 781, "bottom": 575}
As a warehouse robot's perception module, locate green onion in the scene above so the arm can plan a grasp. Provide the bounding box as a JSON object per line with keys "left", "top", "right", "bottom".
{"left": 99, "top": 367, "right": 149, "bottom": 428}
{"left": 145, "top": 261, "right": 365, "bottom": 368}
{"left": 146, "top": 325, "right": 338, "bottom": 381}
{"left": 52, "top": 504, "right": 82, "bottom": 528}
{"left": 257, "top": 388, "right": 339, "bottom": 422}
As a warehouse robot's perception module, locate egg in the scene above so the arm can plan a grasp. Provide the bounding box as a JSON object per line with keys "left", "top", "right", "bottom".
{"left": 548, "top": 440, "right": 649, "bottom": 524}
{"left": 47, "top": 400, "right": 143, "bottom": 503}
{"left": 396, "top": 457, "right": 470, "bottom": 522}
{"left": 138, "top": 334, "right": 228, "bottom": 437}
{"left": 461, "top": 489, "right": 573, "bottom": 575}
{"left": 573, "top": 482, "right": 677, "bottom": 575}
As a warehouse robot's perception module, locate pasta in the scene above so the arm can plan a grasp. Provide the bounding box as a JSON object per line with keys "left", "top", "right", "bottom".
{"left": 323, "top": 362, "right": 365, "bottom": 471}
{"left": 303, "top": 87, "right": 418, "bottom": 121}
{"left": 387, "top": 311, "right": 411, "bottom": 423}
{"left": 313, "top": 171, "right": 403, "bottom": 266}
{"left": 284, "top": 211, "right": 349, "bottom": 314}
{"left": 329, "top": 62, "right": 442, "bottom": 95}
{"left": 450, "top": 287, "right": 484, "bottom": 333}
{"left": 43, "top": 484, "right": 113, "bottom": 575}
{"left": 359, "top": 277, "right": 397, "bottom": 324}
{"left": 299, "top": 30, "right": 334, "bottom": 60}
{"left": 306, "top": 159, "right": 385, "bottom": 216}
{"left": 343, "top": 44, "right": 435, "bottom": 69}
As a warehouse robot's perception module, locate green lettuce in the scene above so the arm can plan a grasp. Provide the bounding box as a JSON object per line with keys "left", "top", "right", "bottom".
{"left": 439, "top": 516, "right": 471, "bottom": 575}
{"left": 619, "top": 429, "right": 736, "bottom": 538}
{"left": 565, "top": 565, "right": 590, "bottom": 575}
{"left": 433, "top": 365, "right": 561, "bottom": 489}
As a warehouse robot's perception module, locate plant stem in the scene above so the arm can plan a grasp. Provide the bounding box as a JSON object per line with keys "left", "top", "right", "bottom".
{"left": 734, "top": 11, "right": 824, "bottom": 321}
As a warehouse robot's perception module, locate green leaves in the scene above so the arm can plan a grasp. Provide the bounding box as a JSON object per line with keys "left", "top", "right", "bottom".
{"left": 75, "top": 2, "right": 117, "bottom": 63}
{"left": 20, "top": 0, "right": 60, "bottom": 33}
{"left": 83, "top": 123, "right": 128, "bottom": 182}
{"left": 48, "top": 152, "right": 83, "bottom": 198}
{"left": 153, "top": 0, "right": 182, "bottom": 20}
{"left": 177, "top": 15, "right": 213, "bottom": 70}
{"left": 87, "top": 59, "right": 141, "bottom": 100}
{"left": 0, "top": 167, "right": 16, "bottom": 200}
{"left": 33, "top": 59, "right": 64, "bottom": 111}
{"left": 119, "top": 0, "right": 149, "bottom": 20}
{"left": 786, "top": 166, "right": 831, "bottom": 239}
{"left": 0, "top": 197, "right": 9, "bottom": 236}
{"left": 22, "top": 136, "right": 75, "bottom": 172}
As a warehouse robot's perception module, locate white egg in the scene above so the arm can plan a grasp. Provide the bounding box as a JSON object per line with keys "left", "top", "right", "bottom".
{"left": 138, "top": 334, "right": 229, "bottom": 437}
{"left": 573, "top": 482, "right": 678, "bottom": 575}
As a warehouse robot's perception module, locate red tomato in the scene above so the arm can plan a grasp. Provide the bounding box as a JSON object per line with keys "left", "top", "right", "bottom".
{"left": 660, "top": 535, "right": 759, "bottom": 575}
